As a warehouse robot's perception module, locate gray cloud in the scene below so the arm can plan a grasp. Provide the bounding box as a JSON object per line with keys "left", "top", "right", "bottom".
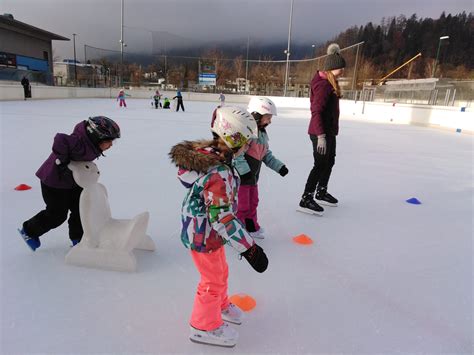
{"left": 2, "top": 0, "right": 471, "bottom": 60}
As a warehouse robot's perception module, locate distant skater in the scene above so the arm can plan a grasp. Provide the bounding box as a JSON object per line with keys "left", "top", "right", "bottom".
{"left": 21, "top": 76, "right": 31, "bottom": 100}
{"left": 153, "top": 89, "right": 162, "bottom": 109}
{"left": 173, "top": 90, "right": 185, "bottom": 112}
{"left": 117, "top": 88, "right": 130, "bottom": 108}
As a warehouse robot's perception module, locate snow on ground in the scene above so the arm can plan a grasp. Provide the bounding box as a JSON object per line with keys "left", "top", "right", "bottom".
{"left": 1, "top": 98, "right": 472, "bottom": 354}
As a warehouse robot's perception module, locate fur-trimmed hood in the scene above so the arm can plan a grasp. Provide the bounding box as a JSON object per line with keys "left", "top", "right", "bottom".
{"left": 169, "top": 140, "right": 222, "bottom": 173}
{"left": 169, "top": 140, "right": 223, "bottom": 188}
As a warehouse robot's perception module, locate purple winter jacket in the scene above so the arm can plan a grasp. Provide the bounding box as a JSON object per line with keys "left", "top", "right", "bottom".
{"left": 308, "top": 71, "right": 340, "bottom": 136}
{"left": 35, "top": 121, "right": 102, "bottom": 189}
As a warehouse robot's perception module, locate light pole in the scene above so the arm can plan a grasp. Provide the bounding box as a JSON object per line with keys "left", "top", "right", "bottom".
{"left": 72, "top": 33, "right": 77, "bottom": 85}
{"left": 311, "top": 44, "right": 316, "bottom": 75}
{"left": 245, "top": 35, "right": 250, "bottom": 94}
{"left": 351, "top": 42, "right": 363, "bottom": 91}
{"left": 283, "top": 0, "right": 294, "bottom": 97}
{"left": 120, "top": 0, "right": 125, "bottom": 87}
{"left": 432, "top": 35, "right": 449, "bottom": 78}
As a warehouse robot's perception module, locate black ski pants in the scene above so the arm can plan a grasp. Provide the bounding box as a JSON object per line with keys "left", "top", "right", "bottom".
{"left": 176, "top": 99, "right": 185, "bottom": 112}
{"left": 303, "top": 135, "right": 336, "bottom": 194}
{"left": 23, "top": 182, "right": 83, "bottom": 242}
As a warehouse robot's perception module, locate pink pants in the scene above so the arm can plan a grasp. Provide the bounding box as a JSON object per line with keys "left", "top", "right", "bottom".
{"left": 119, "top": 99, "right": 127, "bottom": 107}
{"left": 190, "top": 246, "right": 230, "bottom": 330}
{"left": 237, "top": 184, "right": 260, "bottom": 231}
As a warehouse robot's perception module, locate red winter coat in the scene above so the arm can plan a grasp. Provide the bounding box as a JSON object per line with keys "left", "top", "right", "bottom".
{"left": 308, "top": 71, "right": 340, "bottom": 136}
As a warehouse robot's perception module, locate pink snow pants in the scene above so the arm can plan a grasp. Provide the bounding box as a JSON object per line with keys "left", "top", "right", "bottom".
{"left": 237, "top": 184, "right": 260, "bottom": 231}
{"left": 190, "top": 246, "right": 230, "bottom": 330}
{"left": 119, "top": 99, "right": 127, "bottom": 107}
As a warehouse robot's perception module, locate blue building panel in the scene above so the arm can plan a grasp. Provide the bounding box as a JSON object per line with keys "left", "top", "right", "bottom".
{"left": 16, "top": 55, "right": 49, "bottom": 72}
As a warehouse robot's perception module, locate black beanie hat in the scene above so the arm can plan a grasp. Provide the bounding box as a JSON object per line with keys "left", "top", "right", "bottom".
{"left": 322, "top": 43, "right": 346, "bottom": 71}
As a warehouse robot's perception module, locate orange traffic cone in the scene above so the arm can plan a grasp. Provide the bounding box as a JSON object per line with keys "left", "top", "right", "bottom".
{"left": 229, "top": 294, "right": 257, "bottom": 312}
{"left": 14, "top": 184, "right": 32, "bottom": 191}
{"left": 293, "top": 234, "right": 313, "bottom": 245}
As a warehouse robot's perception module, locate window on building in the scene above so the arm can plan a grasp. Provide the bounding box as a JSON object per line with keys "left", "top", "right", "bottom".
{"left": 43, "top": 51, "right": 49, "bottom": 61}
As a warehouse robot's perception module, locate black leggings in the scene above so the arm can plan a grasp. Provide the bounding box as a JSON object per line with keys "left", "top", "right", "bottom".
{"left": 176, "top": 99, "right": 185, "bottom": 111}
{"left": 303, "top": 135, "right": 336, "bottom": 194}
{"left": 23, "top": 182, "right": 83, "bottom": 241}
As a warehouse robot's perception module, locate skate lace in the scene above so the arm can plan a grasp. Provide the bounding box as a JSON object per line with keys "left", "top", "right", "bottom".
{"left": 222, "top": 303, "right": 237, "bottom": 316}
{"left": 211, "top": 323, "right": 228, "bottom": 336}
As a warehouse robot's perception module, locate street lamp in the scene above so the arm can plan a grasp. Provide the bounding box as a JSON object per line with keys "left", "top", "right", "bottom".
{"left": 72, "top": 33, "right": 77, "bottom": 85}
{"left": 283, "top": 0, "right": 294, "bottom": 97}
{"left": 311, "top": 44, "right": 316, "bottom": 74}
{"left": 120, "top": 0, "right": 125, "bottom": 87}
{"left": 432, "top": 35, "right": 449, "bottom": 78}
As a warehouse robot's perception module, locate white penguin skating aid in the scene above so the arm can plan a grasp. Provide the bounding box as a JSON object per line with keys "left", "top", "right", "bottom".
{"left": 65, "top": 161, "right": 155, "bottom": 272}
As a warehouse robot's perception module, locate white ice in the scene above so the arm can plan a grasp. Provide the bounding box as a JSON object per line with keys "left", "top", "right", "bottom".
{"left": 1, "top": 98, "right": 472, "bottom": 353}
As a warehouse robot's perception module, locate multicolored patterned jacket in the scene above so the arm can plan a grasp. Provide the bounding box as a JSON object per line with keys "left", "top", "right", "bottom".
{"left": 169, "top": 140, "right": 255, "bottom": 253}
{"left": 233, "top": 129, "right": 284, "bottom": 185}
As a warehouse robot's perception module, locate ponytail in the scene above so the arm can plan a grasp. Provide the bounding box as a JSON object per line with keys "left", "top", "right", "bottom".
{"left": 325, "top": 71, "right": 342, "bottom": 98}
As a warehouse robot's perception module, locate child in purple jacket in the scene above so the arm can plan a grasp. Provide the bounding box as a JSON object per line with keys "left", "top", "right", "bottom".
{"left": 18, "top": 116, "right": 121, "bottom": 251}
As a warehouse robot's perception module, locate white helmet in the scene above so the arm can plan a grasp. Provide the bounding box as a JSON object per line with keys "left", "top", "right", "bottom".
{"left": 247, "top": 96, "right": 277, "bottom": 116}
{"left": 211, "top": 106, "right": 258, "bottom": 149}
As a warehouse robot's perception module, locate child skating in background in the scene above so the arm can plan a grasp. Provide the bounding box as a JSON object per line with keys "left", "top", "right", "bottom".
{"left": 173, "top": 90, "right": 185, "bottom": 111}
{"left": 18, "top": 116, "right": 121, "bottom": 251}
{"left": 169, "top": 106, "right": 269, "bottom": 348}
{"left": 162, "top": 97, "right": 171, "bottom": 109}
{"left": 234, "top": 97, "right": 288, "bottom": 239}
{"left": 116, "top": 88, "right": 130, "bottom": 108}
{"left": 219, "top": 92, "right": 225, "bottom": 106}
{"left": 152, "top": 89, "right": 162, "bottom": 109}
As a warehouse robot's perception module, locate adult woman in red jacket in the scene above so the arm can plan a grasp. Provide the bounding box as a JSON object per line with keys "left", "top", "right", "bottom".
{"left": 298, "top": 43, "right": 346, "bottom": 216}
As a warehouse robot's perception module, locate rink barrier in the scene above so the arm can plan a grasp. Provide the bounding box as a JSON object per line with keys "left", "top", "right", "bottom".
{"left": 0, "top": 84, "right": 472, "bottom": 133}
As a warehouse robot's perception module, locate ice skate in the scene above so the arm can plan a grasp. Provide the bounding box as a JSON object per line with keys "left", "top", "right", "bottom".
{"left": 315, "top": 187, "right": 338, "bottom": 207}
{"left": 222, "top": 303, "right": 244, "bottom": 325}
{"left": 189, "top": 323, "right": 238, "bottom": 347}
{"left": 297, "top": 193, "right": 324, "bottom": 216}
{"left": 17, "top": 228, "right": 40, "bottom": 251}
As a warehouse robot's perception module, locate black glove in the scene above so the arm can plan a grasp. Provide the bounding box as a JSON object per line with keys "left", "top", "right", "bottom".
{"left": 279, "top": 165, "right": 289, "bottom": 177}
{"left": 241, "top": 244, "right": 268, "bottom": 273}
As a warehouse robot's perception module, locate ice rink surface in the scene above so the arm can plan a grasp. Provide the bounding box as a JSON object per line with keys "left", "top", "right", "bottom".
{"left": 1, "top": 98, "right": 472, "bottom": 354}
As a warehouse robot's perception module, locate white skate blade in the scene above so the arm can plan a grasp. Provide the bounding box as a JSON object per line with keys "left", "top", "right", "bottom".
{"left": 189, "top": 336, "right": 236, "bottom": 348}
{"left": 297, "top": 207, "right": 324, "bottom": 216}
{"left": 316, "top": 199, "right": 338, "bottom": 207}
{"left": 222, "top": 313, "right": 243, "bottom": 325}
{"left": 189, "top": 325, "right": 238, "bottom": 348}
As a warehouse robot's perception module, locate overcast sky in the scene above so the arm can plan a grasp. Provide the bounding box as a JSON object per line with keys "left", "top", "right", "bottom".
{"left": 2, "top": 0, "right": 471, "bottom": 60}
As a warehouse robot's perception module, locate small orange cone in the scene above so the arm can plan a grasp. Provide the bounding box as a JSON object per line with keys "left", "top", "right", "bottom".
{"left": 293, "top": 234, "right": 313, "bottom": 245}
{"left": 14, "top": 184, "right": 32, "bottom": 191}
{"left": 229, "top": 294, "right": 256, "bottom": 312}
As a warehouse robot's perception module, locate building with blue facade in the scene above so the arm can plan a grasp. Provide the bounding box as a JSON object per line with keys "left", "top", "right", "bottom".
{"left": 0, "top": 13, "right": 69, "bottom": 84}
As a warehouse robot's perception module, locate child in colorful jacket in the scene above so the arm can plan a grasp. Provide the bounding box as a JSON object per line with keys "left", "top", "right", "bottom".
{"left": 18, "top": 116, "right": 121, "bottom": 250}
{"left": 116, "top": 88, "right": 130, "bottom": 108}
{"left": 234, "top": 97, "right": 288, "bottom": 239}
{"left": 169, "top": 106, "right": 268, "bottom": 348}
